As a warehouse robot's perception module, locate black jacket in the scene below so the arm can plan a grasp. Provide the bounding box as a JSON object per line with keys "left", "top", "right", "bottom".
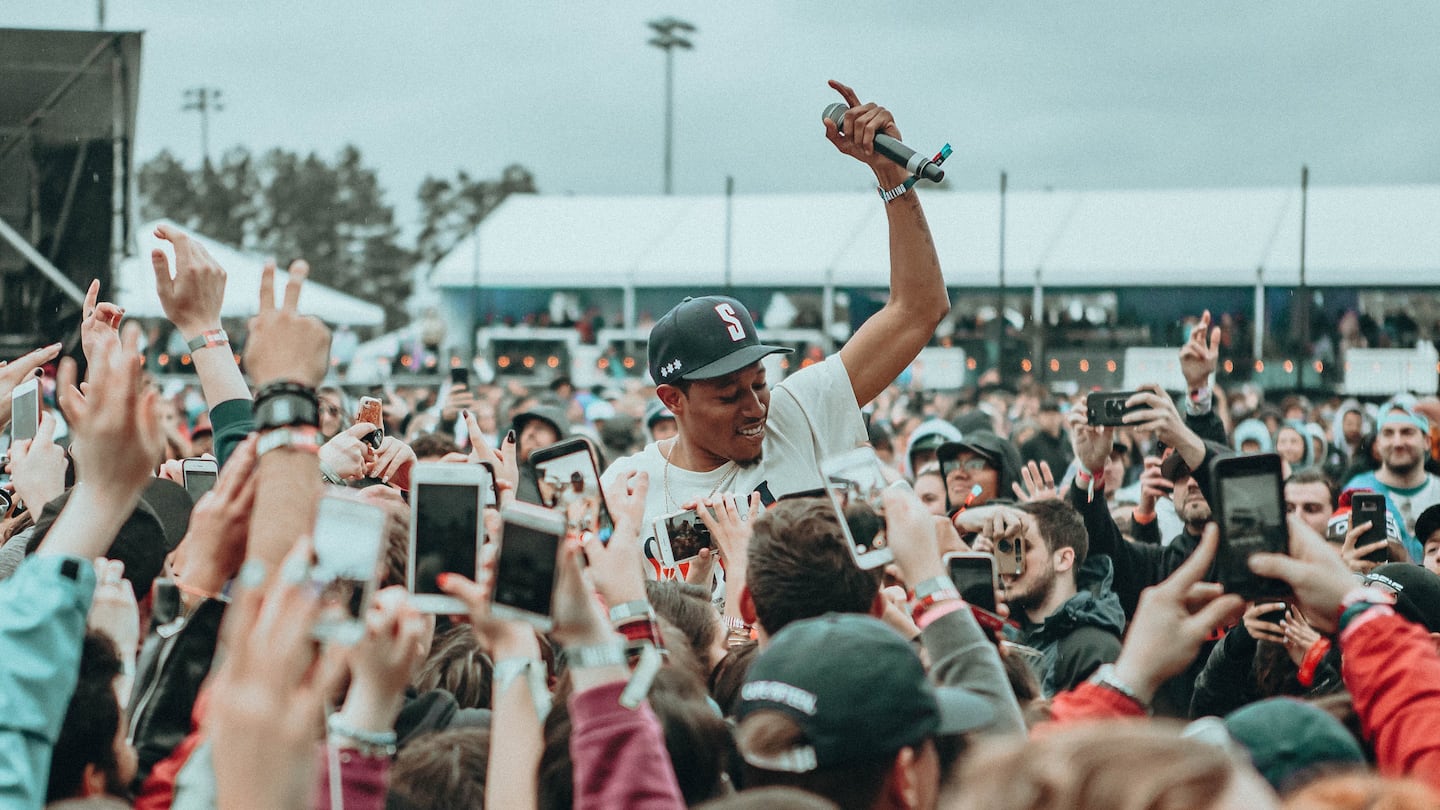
{"left": 1017, "top": 555, "right": 1126, "bottom": 698}
{"left": 1190, "top": 621, "right": 1344, "bottom": 718}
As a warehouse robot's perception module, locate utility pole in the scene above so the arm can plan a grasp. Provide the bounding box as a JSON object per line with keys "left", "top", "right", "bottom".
{"left": 998, "top": 170, "right": 1007, "bottom": 381}
{"left": 647, "top": 17, "right": 695, "bottom": 195}
{"left": 97, "top": 0, "right": 105, "bottom": 29}
{"left": 182, "top": 87, "right": 223, "bottom": 168}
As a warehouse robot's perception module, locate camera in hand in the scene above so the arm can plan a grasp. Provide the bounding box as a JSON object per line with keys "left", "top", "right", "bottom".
{"left": 1086, "top": 391, "right": 1142, "bottom": 427}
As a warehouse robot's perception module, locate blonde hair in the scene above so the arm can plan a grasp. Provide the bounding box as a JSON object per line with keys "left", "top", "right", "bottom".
{"left": 949, "top": 721, "right": 1242, "bottom": 810}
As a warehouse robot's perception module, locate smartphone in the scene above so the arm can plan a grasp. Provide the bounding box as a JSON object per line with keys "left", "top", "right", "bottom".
{"left": 450, "top": 366, "right": 470, "bottom": 387}
{"left": 821, "top": 447, "right": 895, "bottom": 570}
{"left": 492, "top": 502, "right": 563, "bottom": 630}
{"left": 10, "top": 378, "right": 38, "bottom": 443}
{"left": 180, "top": 458, "right": 218, "bottom": 502}
{"left": 1086, "top": 391, "right": 1143, "bottom": 427}
{"left": 356, "top": 396, "right": 384, "bottom": 450}
{"left": 408, "top": 462, "right": 490, "bottom": 613}
{"left": 653, "top": 507, "right": 715, "bottom": 568}
{"left": 1257, "top": 605, "right": 1287, "bottom": 626}
{"left": 1211, "top": 453, "right": 1290, "bottom": 599}
{"left": 311, "top": 495, "right": 387, "bottom": 644}
{"left": 1349, "top": 493, "right": 1390, "bottom": 564}
{"left": 529, "top": 437, "right": 613, "bottom": 544}
{"left": 945, "top": 552, "right": 998, "bottom": 613}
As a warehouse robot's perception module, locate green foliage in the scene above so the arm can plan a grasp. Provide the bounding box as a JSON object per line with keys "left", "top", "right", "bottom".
{"left": 416, "top": 163, "right": 536, "bottom": 264}
{"left": 137, "top": 145, "right": 413, "bottom": 329}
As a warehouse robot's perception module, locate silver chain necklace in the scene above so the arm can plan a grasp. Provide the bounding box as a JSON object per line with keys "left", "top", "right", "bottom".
{"left": 663, "top": 441, "right": 740, "bottom": 511}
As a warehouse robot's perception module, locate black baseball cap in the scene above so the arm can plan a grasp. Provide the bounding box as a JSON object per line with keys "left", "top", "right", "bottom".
{"left": 648, "top": 295, "right": 791, "bottom": 383}
{"left": 736, "top": 613, "right": 992, "bottom": 772}
{"left": 1365, "top": 563, "right": 1440, "bottom": 632}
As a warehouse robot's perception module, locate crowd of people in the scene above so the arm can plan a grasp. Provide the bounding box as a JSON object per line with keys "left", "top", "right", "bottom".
{"left": 0, "top": 81, "right": 1438, "bottom": 810}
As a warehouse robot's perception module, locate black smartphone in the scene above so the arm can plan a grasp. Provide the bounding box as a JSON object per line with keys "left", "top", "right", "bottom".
{"left": 1211, "top": 453, "right": 1290, "bottom": 599}
{"left": 492, "top": 502, "right": 564, "bottom": 631}
{"left": 529, "top": 437, "right": 613, "bottom": 544}
{"left": 407, "top": 463, "right": 489, "bottom": 613}
{"left": 1349, "top": 493, "right": 1390, "bottom": 563}
{"left": 450, "top": 366, "right": 470, "bottom": 387}
{"left": 1086, "top": 391, "right": 1143, "bottom": 427}
{"left": 945, "top": 552, "right": 998, "bottom": 613}
{"left": 1257, "top": 605, "right": 1287, "bottom": 626}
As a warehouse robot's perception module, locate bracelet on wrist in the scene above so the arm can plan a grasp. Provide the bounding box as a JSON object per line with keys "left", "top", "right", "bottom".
{"left": 256, "top": 426, "right": 324, "bottom": 458}
{"left": 1089, "top": 663, "right": 1151, "bottom": 713}
{"left": 911, "top": 575, "right": 956, "bottom": 601}
{"left": 325, "top": 713, "right": 397, "bottom": 757}
{"left": 253, "top": 381, "right": 320, "bottom": 431}
{"left": 910, "top": 590, "right": 961, "bottom": 625}
{"left": 607, "top": 599, "right": 654, "bottom": 624}
{"left": 878, "top": 180, "right": 910, "bottom": 203}
{"left": 185, "top": 328, "right": 229, "bottom": 353}
{"left": 562, "top": 639, "right": 628, "bottom": 670}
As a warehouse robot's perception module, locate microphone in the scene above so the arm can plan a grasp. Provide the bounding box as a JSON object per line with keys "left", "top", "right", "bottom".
{"left": 823, "top": 102, "right": 944, "bottom": 183}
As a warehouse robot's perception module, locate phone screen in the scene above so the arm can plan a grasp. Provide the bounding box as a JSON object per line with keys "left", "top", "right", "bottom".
{"left": 494, "top": 519, "right": 559, "bottom": 617}
{"left": 661, "top": 509, "right": 712, "bottom": 562}
{"left": 11, "top": 385, "right": 37, "bottom": 442}
{"left": 822, "top": 448, "right": 893, "bottom": 568}
{"left": 1216, "top": 461, "right": 1288, "bottom": 598}
{"left": 412, "top": 482, "right": 481, "bottom": 594}
{"left": 312, "top": 497, "right": 385, "bottom": 643}
{"left": 534, "top": 449, "right": 612, "bottom": 543}
{"left": 947, "top": 556, "right": 998, "bottom": 613}
{"left": 184, "top": 470, "right": 217, "bottom": 501}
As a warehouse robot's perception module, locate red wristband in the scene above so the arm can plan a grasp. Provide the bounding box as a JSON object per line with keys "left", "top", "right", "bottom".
{"left": 1296, "top": 637, "right": 1332, "bottom": 687}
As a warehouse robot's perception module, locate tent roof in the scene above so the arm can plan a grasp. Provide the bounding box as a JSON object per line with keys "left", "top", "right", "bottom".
{"left": 428, "top": 184, "right": 1440, "bottom": 291}
{"left": 116, "top": 219, "right": 386, "bottom": 326}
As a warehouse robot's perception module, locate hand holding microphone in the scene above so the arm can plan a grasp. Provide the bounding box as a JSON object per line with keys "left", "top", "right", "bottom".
{"left": 822, "top": 79, "right": 944, "bottom": 183}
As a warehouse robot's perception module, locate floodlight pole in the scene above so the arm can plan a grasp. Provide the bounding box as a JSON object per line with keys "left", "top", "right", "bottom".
{"left": 182, "top": 86, "right": 223, "bottom": 168}
{"left": 647, "top": 17, "right": 695, "bottom": 195}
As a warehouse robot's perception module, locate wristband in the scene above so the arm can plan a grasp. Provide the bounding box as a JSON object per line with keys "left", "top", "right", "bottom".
{"left": 878, "top": 180, "right": 910, "bottom": 202}
{"left": 563, "top": 639, "right": 628, "bottom": 670}
{"left": 493, "top": 657, "right": 553, "bottom": 722}
{"left": 253, "top": 382, "right": 320, "bottom": 431}
{"left": 910, "top": 590, "right": 961, "bottom": 625}
{"left": 318, "top": 459, "right": 346, "bottom": 485}
{"left": 172, "top": 578, "right": 231, "bottom": 604}
{"left": 325, "top": 714, "right": 397, "bottom": 757}
{"left": 620, "top": 643, "right": 663, "bottom": 710}
{"left": 185, "top": 329, "right": 229, "bottom": 353}
{"left": 1336, "top": 585, "right": 1397, "bottom": 625}
{"left": 1074, "top": 468, "right": 1104, "bottom": 503}
{"left": 256, "top": 426, "right": 324, "bottom": 458}
{"left": 1296, "top": 637, "right": 1332, "bottom": 688}
{"left": 1088, "top": 663, "right": 1150, "bottom": 713}
{"left": 723, "top": 615, "right": 751, "bottom": 633}
{"left": 911, "top": 575, "right": 957, "bottom": 601}
{"left": 607, "top": 599, "right": 654, "bottom": 624}
{"left": 617, "top": 617, "right": 665, "bottom": 650}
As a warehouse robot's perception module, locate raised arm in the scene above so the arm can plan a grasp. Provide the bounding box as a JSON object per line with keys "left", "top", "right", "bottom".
{"left": 825, "top": 80, "right": 949, "bottom": 407}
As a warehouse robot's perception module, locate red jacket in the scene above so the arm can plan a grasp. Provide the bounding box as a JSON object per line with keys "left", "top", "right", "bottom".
{"left": 1340, "top": 610, "right": 1440, "bottom": 791}
{"left": 569, "top": 681, "right": 685, "bottom": 810}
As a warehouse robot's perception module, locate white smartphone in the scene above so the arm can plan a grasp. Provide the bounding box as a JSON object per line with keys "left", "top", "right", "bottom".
{"left": 10, "top": 378, "right": 39, "bottom": 443}
{"left": 311, "top": 494, "right": 387, "bottom": 645}
{"left": 408, "top": 462, "right": 490, "bottom": 613}
{"left": 491, "top": 501, "right": 564, "bottom": 631}
{"left": 180, "top": 457, "right": 218, "bottom": 502}
{"left": 821, "top": 446, "right": 896, "bottom": 570}
{"left": 652, "top": 506, "right": 717, "bottom": 569}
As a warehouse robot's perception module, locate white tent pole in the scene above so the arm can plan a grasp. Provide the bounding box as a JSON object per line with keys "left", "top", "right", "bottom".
{"left": 1253, "top": 266, "right": 1265, "bottom": 360}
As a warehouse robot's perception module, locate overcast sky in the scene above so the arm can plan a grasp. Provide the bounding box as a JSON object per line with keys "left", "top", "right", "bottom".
{"left": 10, "top": 2, "right": 1439, "bottom": 244}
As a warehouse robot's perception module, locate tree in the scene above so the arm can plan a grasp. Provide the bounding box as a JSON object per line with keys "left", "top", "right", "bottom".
{"left": 136, "top": 145, "right": 414, "bottom": 329}
{"left": 416, "top": 163, "right": 536, "bottom": 265}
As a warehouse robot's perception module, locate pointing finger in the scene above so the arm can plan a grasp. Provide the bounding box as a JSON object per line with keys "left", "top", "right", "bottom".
{"left": 258, "top": 261, "right": 276, "bottom": 314}
{"left": 282, "top": 260, "right": 308, "bottom": 311}
{"left": 83, "top": 279, "right": 99, "bottom": 316}
{"left": 827, "top": 79, "right": 860, "bottom": 107}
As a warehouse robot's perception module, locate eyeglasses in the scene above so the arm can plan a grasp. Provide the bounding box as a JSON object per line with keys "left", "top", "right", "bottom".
{"left": 319, "top": 401, "right": 343, "bottom": 417}
{"left": 946, "top": 457, "right": 992, "bottom": 474}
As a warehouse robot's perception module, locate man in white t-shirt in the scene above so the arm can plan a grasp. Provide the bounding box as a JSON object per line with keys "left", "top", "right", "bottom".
{"left": 605, "top": 80, "right": 951, "bottom": 528}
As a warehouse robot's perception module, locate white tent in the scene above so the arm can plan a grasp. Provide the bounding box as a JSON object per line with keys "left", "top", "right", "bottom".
{"left": 116, "top": 219, "right": 386, "bottom": 326}
{"left": 426, "top": 184, "right": 1440, "bottom": 292}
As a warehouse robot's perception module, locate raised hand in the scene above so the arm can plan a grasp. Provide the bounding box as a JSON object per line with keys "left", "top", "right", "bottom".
{"left": 1012, "top": 460, "right": 1058, "bottom": 503}
{"left": 1123, "top": 384, "right": 1206, "bottom": 468}
{"left": 1249, "top": 515, "right": 1357, "bottom": 634}
{"left": 0, "top": 343, "right": 61, "bottom": 430}
{"left": 168, "top": 435, "right": 259, "bottom": 605}
{"left": 151, "top": 224, "right": 227, "bottom": 339}
{"left": 1337, "top": 519, "right": 1388, "bottom": 574}
{"left": 1241, "top": 601, "right": 1288, "bottom": 644}
{"left": 243, "top": 260, "right": 330, "bottom": 388}
{"left": 320, "top": 423, "right": 379, "bottom": 481}
{"left": 695, "top": 491, "right": 761, "bottom": 570}
{"left": 368, "top": 436, "right": 417, "bottom": 488}
{"left": 1112, "top": 524, "right": 1246, "bottom": 705}
{"left": 335, "top": 587, "right": 431, "bottom": 736}
{"left": 209, "top": 543, "right": 347, "bottom": 810}
{"left": 57, "top": 333, "right": 162, "bottom": 503}
{"left": 79, "top": 279, "right": 125, "bottom": 368}
{"left": 1137, "top": 455, "right": 1171, "bottom": 514}
{"left": 1066, "top": 409, "right": 1114, "bottom": 475}
{"left": 88, "top": 558, "right": 140, "bottom": 659}
{"left": 467, "top": 416, "right": 519, "bottom": 503}
{"left": 822, "top": 80, "right": 907, "bottom": 182}
{"left": 7, "top": 411, "right": 68, "bottom": 511}
{"left": 1179, "top": 310, "right": 1221, "bottom": 391}
{"left": 1282, "top": 607, "right": 1322, "bottom": 667}
{"left": 587, "top": 471, "right": 651, "bottom": 606}
{"left": 882, "top": 482, "right": 947, "bottom": 586}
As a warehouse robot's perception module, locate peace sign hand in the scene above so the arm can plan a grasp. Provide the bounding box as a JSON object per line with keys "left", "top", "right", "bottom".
{"left": 243, "top": 260, "right": 331, "bottom": 387}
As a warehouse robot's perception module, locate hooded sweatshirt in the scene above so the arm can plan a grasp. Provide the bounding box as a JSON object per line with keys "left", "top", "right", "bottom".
{"left": 1232, "top": 418, "right": 1274, "bottom": 453}
{"left": 901, "top": 417, "right": 962, "bottom": 479}
{"left": 1017, "top": 555, "right": 1126, "bottom": 698}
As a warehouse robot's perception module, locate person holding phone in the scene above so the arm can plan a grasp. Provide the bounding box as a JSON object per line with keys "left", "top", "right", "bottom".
{"left": 606, "top": 80, "right": 950, "bottom": 528}
{"left": 1342, "top": 401, "right": 1438, "bottom": 562}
